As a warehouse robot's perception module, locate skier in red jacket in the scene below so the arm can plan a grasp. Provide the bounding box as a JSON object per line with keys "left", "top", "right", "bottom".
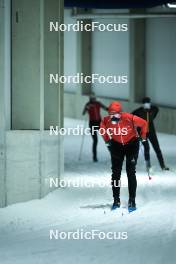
{"left": 100, "top": 101, "right": 148, "bottom": 211}
{"left": 83, "top": 94, "right": 108, "bottom": 162}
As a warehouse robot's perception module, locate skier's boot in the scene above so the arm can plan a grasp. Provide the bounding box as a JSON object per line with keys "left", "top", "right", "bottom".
{"left": 93, "top": 156, "right": 98, "bottom": 162}
{"left": 128, "top": 198, "right": 136, "bottom": 212}
{"left": 161, "top": 166, "right": 169, "bottom": 171}
{"left": 111, "top": 198, "right": 120, "bottom": 210}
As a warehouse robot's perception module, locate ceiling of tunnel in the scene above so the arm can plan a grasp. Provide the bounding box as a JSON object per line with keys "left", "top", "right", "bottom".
{"left": 64, "top": 0, "right": 176, "bottom": 9}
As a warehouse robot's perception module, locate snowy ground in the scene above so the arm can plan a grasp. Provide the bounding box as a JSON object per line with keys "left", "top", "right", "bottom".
{"left": 0, "top": 118, "right": 176, "bottom": 264}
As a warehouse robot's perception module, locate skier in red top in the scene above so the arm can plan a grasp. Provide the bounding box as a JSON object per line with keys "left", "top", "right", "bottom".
{"left": 100, "top": 101, "right": 147, "bottom": 211}
{"left": 83, "top": 94, "right": 108, "bottom": 162}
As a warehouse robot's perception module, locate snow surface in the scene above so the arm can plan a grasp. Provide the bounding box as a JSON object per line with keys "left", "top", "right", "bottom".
{"left": 0, "top": 118, "right": 176, "bottom": 264}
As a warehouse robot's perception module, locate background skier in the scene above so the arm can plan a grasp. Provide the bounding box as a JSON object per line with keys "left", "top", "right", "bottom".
{"left": 100, "top": 101, "right": 148, "bottom": 211}
{"left": 82, "top": 94, "right": 108, "bottom": 162}
{"left": 132, "top": 97, "right": 169, "bottom": 171}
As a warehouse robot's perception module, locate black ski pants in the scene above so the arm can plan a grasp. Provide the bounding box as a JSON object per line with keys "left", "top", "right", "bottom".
{"left": 89, "top": 120, "right": 101, "bottom": 160}
{"left": 142, "top": 131, "right": 165, "bottom": 169}
{"left": 110, "top": 139, "right": 139, "bottom": 200}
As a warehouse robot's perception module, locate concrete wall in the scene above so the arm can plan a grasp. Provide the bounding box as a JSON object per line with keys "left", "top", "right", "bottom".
{"left": 5, "top": 131, "right": 61, "bottom": 205}
{"left": 0, "top": 0, "right": 64, "bottom": 207}
{"left": 64, "top": 9, "right": 77, "bottom": 93}
{"left": 44, "top": 0, "right": 64, "bottom": 129}
{"left": 64, "top": 10, "right": 130, "bottom": 99}
{"left": 12, "top": 0, "right": 64, "bottom": 130}
{"left": 92, "top": 18, "right": 129, "bottom": 99}
{"left": 12, "top": 0, "right": 41, "bottom": 129}
{"left": 146, "top": 18, "right": 176, "bottom": 107}
{"left": 64, "top": 11, "right": 176, "bottom": 134}
{"left": 0, "top": 0, "right": 6, "bottom": 207}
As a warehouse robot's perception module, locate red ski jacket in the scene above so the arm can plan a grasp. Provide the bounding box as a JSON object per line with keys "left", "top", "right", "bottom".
{"left": 100, "top": 112, "right": 147, "bottom": 145}
{"left": 84, "top": 101, "right": 106, "bottom": 121}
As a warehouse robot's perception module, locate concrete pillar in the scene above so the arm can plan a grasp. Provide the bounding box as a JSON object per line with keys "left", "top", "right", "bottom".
{"left": 76, "top": 19, "right": 92, "bottom": 118}
{"left": 44, "top": 0, "right": 64, "bottom": 129}
{"left": 41, "top": 0, "right": 64, "bottom": 192}
{"left": 12, "top": 0, "right": 64, "bottom": 130}
{"left": 12, "top": 0, "right": 41, "bottom": 129}
{"left": 0, "top": 0, "right": 64, "bottom": 205}
{"left": 0, "top": 0, "right": 6, "bottom": 207}
{"left": 0, "top": 0, "right": 11, "bottom": 207}
{"left": 129, "top": 10, "right": 146, "bottom": 104}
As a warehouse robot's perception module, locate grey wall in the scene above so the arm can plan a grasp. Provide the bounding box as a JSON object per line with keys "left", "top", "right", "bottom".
{"left": 12, "top": 0, "right": 41, "bottom": 129}
{"left": 0, "top": 0, "right": 6, "bottom": 207}
{"left": 64, "top": 9, "right": 77, "bottom": 93}
{"left": 0, "top": 0, "right": 11, "bottom": 207}
{"left": 64, "top": 11, "right": 176, "bottom": 134}
{"left": 6, "top": 131, "right": 61, "bottom": 205}
{"left": 92, "top": 18, "right": 129, "bottom": 99}
{"left": 44, "top": 0, "right": 64, "bottom": 129}
{"left": 12, "top": 0, "right": 64, "bottom": 130}
{"left": 64, "top": 11, "right": 130, "bottom": 99}
{"left": 0, "top": 0, "right": 64, "bottom": 207}
{"left": 146, "top": 18, "right": 176, "bottom": 107}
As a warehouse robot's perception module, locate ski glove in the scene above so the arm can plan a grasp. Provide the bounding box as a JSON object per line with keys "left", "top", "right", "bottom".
{"left": 140, "top": 138, "right": 148, "bottom": 148}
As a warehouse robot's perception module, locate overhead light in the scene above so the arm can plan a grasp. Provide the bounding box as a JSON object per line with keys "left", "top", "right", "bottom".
{"left": 167, "top": 2, "right": 176, "bottom": 8}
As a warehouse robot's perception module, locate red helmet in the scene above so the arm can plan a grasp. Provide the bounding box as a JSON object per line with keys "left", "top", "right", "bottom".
{"left": 108, "top": 101, "right": 122, "bottom": 114}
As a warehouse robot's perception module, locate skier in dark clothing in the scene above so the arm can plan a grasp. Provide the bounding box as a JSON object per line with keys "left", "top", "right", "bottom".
{"left": 132, "top": 97, "right": 169, "bottom": 171}
{"left": 100, "top": 101, "right": 148, "bottom": 211}
{"left": 82, "top": 94, "right": 108, "bottom": 162}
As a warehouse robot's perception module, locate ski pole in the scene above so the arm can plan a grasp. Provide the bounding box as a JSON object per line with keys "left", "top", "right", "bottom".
{"left": 139, "top": 141, "right": 152, "bottom": 180}
{"left": 135, "top": 125, "right": 152, "bottom": 180}
{"left": 78, "top": 118, "right": 87, "bottom": 161}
